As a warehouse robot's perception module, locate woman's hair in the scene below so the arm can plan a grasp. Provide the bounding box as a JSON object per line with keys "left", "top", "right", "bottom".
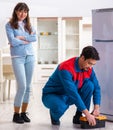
{"left": 80, "top": 46, "right": 100, "bottom": 60}
{"left": 10, "top": 2, "right": 32, "bottom": 34}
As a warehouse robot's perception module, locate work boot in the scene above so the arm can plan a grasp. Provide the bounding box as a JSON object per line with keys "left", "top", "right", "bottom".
{"left": 73, "top": 111, "right": 82, "bottom": 124}
{"left": 50, "top": 111, "right": 60, "bottom": 125}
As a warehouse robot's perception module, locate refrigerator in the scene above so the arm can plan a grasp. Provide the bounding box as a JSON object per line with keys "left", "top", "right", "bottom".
{"left": 92, "top": 8, "right": 113, "bottom": 121}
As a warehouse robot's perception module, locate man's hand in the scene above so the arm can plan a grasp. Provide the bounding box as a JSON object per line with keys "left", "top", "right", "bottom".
{"left": 83, "top": 109, "right": 96, "bottom": 126}
{"left": 86, "top": 113, "right": 96, "bottom": 126}
{"left": 92, "top": 105, "right": 100, "bottom": 116}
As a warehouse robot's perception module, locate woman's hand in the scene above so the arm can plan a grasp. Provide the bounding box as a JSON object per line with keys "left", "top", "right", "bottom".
{"left": 16, "top": 36, "right": 25, "bottom": 40}
{"left": 16, "top": 36, "right": 29, "bottom": 44}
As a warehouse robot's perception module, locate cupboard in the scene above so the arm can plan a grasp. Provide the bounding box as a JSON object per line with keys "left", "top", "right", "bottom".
{"left": 61, "top": 17, "right": 83, "bottom": 60}
{"left": 26, "top": 17, "right": 92, "bottom": 83}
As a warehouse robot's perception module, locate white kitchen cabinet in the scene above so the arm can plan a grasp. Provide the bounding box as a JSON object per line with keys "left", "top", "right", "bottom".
{"left": 32, "top": 17, "right": 62, "bottom": 83}
{"left": 37, "top": 17, "right": 62, "bottom": 65}
{"left": 82, "top": 17, "right": 92, "bottom": 48}
{"left": 61, "top": 17, "right": 83, "bottom": 60}
{"left": 31, "top": 17, "right": 92, "bottom": 83}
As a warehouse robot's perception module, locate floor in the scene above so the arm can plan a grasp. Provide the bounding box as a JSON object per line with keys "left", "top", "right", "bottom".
{"left": 0, "top": 82, "right": 113, "bottom": 130}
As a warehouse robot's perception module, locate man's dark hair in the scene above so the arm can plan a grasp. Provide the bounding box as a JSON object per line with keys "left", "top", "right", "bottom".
{"left": 80, "top": 46, "right": 100, "bottom": 60}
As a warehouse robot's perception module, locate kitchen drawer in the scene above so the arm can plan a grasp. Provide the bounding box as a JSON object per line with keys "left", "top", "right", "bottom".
{"left": 37, "top": 64, "right": 57, "bottom": 81}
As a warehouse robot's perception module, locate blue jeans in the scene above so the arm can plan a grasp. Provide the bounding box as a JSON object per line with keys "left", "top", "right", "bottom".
{"left": 12, "top": 55, "right": 35, "bottom": 107}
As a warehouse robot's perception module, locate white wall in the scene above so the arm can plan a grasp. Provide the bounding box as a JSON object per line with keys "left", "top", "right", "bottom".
{"left": 1, "top": 0, "right": 113, "bottom": 17}
{"left": 0, "top": 0, "right": 113, "bottom": 47}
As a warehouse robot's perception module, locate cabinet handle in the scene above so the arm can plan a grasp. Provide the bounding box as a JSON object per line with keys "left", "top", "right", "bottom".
{"left": 41, "top": 76, "right": 50, "bottom": 78}
{"left": 42, "top": 68, "right": 54, "bottom": 70}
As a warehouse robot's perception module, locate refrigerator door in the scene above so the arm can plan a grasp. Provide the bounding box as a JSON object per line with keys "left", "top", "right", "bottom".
{"left": 92, "top": 8, "right": 113, "bottom": 121}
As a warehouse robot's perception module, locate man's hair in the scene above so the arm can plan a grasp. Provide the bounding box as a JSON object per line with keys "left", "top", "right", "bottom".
{"left": 80, "top": 46, "right": 100, "bottom": 60}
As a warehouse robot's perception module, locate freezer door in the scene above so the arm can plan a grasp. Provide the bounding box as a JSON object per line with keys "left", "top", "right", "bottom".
{"left": 92, "top": 8, "right": 113, "bottom": 41}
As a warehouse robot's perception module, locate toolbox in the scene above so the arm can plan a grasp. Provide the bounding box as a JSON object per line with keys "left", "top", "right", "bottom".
{"left": 80, "top": 115, "right": 107, "bottom": 129}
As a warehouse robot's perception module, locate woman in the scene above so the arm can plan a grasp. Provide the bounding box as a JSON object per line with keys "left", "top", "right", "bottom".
{"left": 5, "top": 2, "right": 37, "bottom": 124}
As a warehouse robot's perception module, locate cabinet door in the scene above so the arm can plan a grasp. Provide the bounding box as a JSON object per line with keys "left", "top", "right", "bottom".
{"left": 37, "top": 17, "right": 59, "bottom": 65}
{"left": 62, "top": 17, "right": 82, "bottom": 60}
{"left": 82, "top": 17, "right": 92, "bottom": 47}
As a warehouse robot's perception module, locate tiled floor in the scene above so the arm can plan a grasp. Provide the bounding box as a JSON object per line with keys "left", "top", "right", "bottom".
{"left": 0, "top": 82, "right": 113, "bottom": 130}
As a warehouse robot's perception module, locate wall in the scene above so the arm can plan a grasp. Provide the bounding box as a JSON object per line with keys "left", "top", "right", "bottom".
{"left": 1, "top": 0, "right": 113, "bottom": 17}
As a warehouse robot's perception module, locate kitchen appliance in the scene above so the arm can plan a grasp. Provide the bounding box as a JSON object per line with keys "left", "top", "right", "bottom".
{"left": 92, "top": 8, "right": 113, "bottom": 121}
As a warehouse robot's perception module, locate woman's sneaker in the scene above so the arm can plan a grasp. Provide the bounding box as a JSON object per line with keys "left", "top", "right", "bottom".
{"left": 13, "top": 113, "right": 24, "bottom": 124}
{"left": 21, "top": 112, "right": 31, "bottom": 122}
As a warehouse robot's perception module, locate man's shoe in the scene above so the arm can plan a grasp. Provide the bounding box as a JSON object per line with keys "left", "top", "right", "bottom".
{"left": 13, "top": 113, "right": 24, "bottom": 124}
{"left": 73, "top": 115, "right": 81, "bottom": 124}
{"left": 50, "top": 112, "right": 60, "bottom": 125}
{"left": 21, "top": 112, "right": 31, "bottom": 122}
{"left": 73, "top": 111, "right": 82, "bottom": 124}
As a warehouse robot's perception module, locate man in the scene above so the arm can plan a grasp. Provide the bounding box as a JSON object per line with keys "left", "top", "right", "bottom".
{"left": 42, "top": 46, "right": 101, "bottom": 126}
